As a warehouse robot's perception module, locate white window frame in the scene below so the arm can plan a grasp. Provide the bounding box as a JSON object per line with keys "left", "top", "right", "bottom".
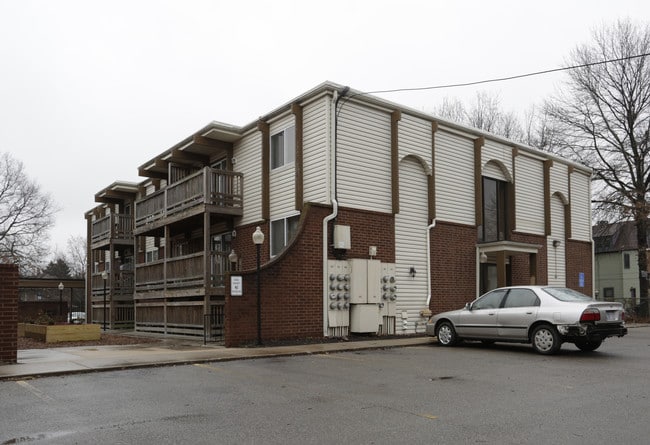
{"left": 270, "top": 125, "right": 295, "bottom": 170}
{"left": 270, "top": 213, "right": 300, "bottom": 257}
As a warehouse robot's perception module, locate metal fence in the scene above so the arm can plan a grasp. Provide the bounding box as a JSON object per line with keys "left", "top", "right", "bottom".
{"left": 203, "top": 305, "right": 225, "bottom": 344}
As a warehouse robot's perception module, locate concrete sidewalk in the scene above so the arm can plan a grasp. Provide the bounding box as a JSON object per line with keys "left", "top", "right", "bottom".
{"left": 0, "top": 336, "right": 435, "bottom": 381}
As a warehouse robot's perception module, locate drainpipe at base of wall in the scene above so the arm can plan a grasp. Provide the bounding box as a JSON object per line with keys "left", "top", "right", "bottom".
{"left": 322, "top": 199, "right": 338, "bottom": 336}
{"left": 421, "top": 219, "right": 437, "bottom": 319}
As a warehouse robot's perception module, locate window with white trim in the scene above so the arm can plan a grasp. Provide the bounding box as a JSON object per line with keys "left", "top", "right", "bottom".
{"left": 271, "top": 125, "right": 295, "bottom": 170}
{"left": 270, "top": 215, "right": 300, "bottom": 256}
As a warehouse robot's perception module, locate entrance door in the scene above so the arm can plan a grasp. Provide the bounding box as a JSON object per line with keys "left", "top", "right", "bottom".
{"left": 211, "top": 232, "right": 232, "bottom": 287}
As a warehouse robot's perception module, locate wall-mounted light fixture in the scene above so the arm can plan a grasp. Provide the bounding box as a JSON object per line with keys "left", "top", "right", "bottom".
{"left": 409, "top": 267, "right": 416, "bottom": 278}
{"left": 480, "top": 252, "right": 488, "bottom": 263}
{"left": 552, "top": 239, "right": 561, "bottom": 248}
{"left": 228, "top": 249, "right": 239, "bottom": 271}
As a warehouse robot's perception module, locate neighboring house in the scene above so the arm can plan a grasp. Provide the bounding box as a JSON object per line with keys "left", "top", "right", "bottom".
{"left": 593, "top": 220, "right": 650, "bottom": 310}
{"left": 85, "top": 81, "right": 594, "bottom": 346}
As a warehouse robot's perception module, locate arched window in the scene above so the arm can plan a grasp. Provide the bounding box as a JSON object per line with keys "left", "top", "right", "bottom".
{"left": 481, "top": 176, "right": 509, "bottom": 242}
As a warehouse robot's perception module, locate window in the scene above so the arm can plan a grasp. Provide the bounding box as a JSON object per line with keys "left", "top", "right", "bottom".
{"left": 481, "top": 177, "right": 509, "bottom": 242}
{"left": 145, "top": 249, "right": 159, "bottom": 263}
{"left": 503, "top": 289, "right": 540, "bottom": 308}
{"left": 623, "top": 253, "right": 631, "bottom": 269}
{"left": 271, "top": 126, "right": 295, "bottom": 170}
{"left": 270, "top": 215, "right": 300, "bottom": 256}
{"left": 603, "top": 287, "right": 614, "bottom": 298}
{"left": 473, "top": 289, "right": 507, "bottom": 310}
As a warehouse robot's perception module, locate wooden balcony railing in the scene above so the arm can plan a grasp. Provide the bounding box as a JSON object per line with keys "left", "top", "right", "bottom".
{"left": 91, "top": 213, "right": 134, "bottom": 245}
{"left": 134, "top": 251, "right": 230, "bottom": 292}
{"left": 90, "top": 270, "right": 135, "bottom": 298}
{"left": 135, "top": 167, "right": 243, "bottom": 230}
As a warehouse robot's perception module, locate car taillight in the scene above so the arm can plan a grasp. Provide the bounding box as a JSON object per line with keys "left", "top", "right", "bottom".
{"left": 580, "top": 308, "right": 601, "bottom": 322}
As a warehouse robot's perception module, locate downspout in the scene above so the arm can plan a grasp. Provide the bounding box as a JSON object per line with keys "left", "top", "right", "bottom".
{"left": 323, "top": 86, "right": 349, "bottom": 336}
{"left": 425, "top": 219, "right": 437, "bottom": 308}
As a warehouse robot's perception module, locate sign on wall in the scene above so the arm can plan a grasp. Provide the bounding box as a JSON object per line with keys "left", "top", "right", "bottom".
{"left": 231, "top": 276, "right": 243, "bottom": 296}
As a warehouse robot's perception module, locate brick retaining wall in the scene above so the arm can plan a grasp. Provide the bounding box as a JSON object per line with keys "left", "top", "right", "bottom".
{"left": 0, "top": 264, "right": 19, "bottom": 364}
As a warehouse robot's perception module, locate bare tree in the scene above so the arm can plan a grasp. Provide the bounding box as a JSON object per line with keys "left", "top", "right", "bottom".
{"left": 66, "top": 235, "right": 87, "bottom": 279}
{"left": 435, "top": 91, "right": 523, "bottom": 141}
{"left": 0, "top": 152, "right": 59, "bottom": 273}
{"left": 545, "top": 19, "right": 650, "bottom": 316}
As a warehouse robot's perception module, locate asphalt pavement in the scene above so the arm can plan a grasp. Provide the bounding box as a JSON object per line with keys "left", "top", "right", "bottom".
{"left": 0, "top": 334, "right": 434, "bottom": 381}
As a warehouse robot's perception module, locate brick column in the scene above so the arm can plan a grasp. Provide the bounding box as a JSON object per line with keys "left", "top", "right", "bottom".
{"left": 0, "top": 264, "right": 19, "bottom": 364}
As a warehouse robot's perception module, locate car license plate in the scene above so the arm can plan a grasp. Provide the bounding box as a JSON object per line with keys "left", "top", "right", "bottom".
{"left": 606, "top": 310, "right": 618, "bottom": 321}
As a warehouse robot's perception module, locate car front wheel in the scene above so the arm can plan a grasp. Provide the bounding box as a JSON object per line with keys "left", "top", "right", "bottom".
{"left": 436, "top": 321, "right": 458, "bottom": 346}
{"left": 575, "top": 338, "right": 602, "bottom": 352}
{"left": 531, "top": 324, "right": 561, "bottom": 355}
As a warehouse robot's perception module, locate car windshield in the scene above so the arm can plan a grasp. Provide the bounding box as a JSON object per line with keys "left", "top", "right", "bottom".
{"left": 542, "top": 287, "right": 593, "bottom": 302}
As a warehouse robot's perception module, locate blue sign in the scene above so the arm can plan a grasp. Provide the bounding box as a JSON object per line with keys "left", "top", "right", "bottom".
{"left": 578, "top": 272, "right": 585, "bottom": 288}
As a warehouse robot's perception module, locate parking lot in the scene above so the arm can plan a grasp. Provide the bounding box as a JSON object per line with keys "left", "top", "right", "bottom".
{"left": 2, "top": 326, "right": 648, "bottom": 444}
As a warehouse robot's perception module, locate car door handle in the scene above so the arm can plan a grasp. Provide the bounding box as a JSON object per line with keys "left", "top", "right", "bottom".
{"left": 488, "top": 312, "right": 496, "bottom": 316}
{"left": 525, "top": 311, "right": 533, "bottom": 315}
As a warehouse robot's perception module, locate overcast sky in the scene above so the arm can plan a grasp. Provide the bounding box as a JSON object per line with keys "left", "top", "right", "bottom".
{"left": 1, "top": 0, "right": 648, "bottom": 257}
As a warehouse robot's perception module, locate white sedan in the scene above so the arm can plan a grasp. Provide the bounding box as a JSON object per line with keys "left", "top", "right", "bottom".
{"left": 425, "top": 286, "right": 628, "bottom": 354}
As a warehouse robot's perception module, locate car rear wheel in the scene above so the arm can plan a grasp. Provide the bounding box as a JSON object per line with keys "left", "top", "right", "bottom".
{"left": 531, "top": 324, "right": 561, "bottom": 355}
{"left": 436, "top": 321, "right": 458, "bottom": 346}
{"left": 575, "top": 339, "right": 602, "bottom": 352}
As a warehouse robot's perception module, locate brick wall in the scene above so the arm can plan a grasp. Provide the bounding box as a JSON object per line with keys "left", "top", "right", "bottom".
{"left": 225, "top": 204, "right": 395, "bottom": 347}
{"left": 511, "top": 232, "right": 548, "bottom": 285}
{"left": 566, "top": 239, "right": 593, "bottom": 296}
{"left": 429, "top": 222, "right": 477, "bottom": 314}
{"left": 0, "top": 264, "right": 19, "bottom": 364}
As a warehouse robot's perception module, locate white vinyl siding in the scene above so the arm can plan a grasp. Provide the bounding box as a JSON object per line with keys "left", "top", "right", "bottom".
{"left": 435, "top": 129, "right": 475, "bottom": 225}
{"left": 395, "top": 157, "right": 429, "bottom": 334}
{"left": 336, "top": 101, "right": 392, "bottom": 213}
{"left": 482, "top": 140, "right": 513, "bottom": 180}
{"left": 482, "top": 161, "right": 507, "bottom": 181}
{"left": 270, "top": 114, "right": 297, "bottom": 216}
{"left": 548, "top": 195, "right": 566, "bottom": 286}
{"left": 550, "top": 162, "right": 569, "bottom": 198}
{"left": 515, "top": 154, "right": 545, "bottom": 235}
{"left": 398, "top": 113, "right": 432, "bottom": 169}
{"left": 303, "top": 98, "right": 330, "bottom": 204}
{"left": 570, "top": 170, "right": 591, "bottom": 241}
{"left": 235, "top": 130, "right": 263, "bottom": 225}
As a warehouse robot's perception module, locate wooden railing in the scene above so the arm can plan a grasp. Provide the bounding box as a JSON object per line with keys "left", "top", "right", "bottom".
{"left": 90, "top": 270, "right": 135, "bottom": 298}
{"left": 91, "top": 213, "right": 134, "bottom": 244}
{"left": 135, "top": 167, "right": 243, "bottom": 230}
{"left": 134, "top": 251, "right": 230, "bottom": 292}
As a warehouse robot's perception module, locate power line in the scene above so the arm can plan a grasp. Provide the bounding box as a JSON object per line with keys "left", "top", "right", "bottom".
{"left": 359, "top": 52, "right": 650, "bottom": 96}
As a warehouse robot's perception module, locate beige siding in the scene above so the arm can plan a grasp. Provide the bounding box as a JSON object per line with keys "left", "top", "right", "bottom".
{"left": 570, "top": 170, "right": 591, "bottom": 242}
{"left": 398, "top": 113, "right": 432, "bottom": 169}
{"left": 435, "top": 130, "right": 475, "bottom": 225}
{"left": 337, "top": 101, "right": 392, "bottom": 213}
{"left": 303, "top": 98, "right": 330, "bottom": 204}
{"left": 234, "top": 130, "right": 263, "bottom": 225}
{"left": 395, "top": 157, "right": 430, "bottom": 334}
{"left": 515, "top": 154, "right": 545, "bottom": 235}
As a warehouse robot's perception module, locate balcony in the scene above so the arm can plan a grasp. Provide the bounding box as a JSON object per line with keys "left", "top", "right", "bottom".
{"left": 90, "top": 270, "right": 135, "bottom": 302}
{"left": 134, "top": 251, "right": 231, "bottom": 295}
{"left": 135, "top": 167, "right": 243, "bottom": 233}
{"left": 91, "top": 213, "right": 134, "bottom": 248}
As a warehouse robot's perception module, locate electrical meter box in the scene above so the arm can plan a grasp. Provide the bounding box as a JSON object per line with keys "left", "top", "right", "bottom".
{"left": 333, "top": 225, "right": 351, "bottom": 250}
{"left": 349, "top": 259, "right": 381, "bottom": 304}
{"left": 350, "top": 304, "right": 380, "bottom": 333}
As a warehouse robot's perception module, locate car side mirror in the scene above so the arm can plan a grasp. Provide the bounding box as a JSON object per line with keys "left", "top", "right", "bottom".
{"left": 465, "top": 302, "right": 472, "bottom": 311}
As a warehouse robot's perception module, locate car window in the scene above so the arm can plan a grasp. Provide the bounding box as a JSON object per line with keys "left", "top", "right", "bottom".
{"left": 473, "top": 289, "right": 507, "bottom": 310}
{"left": 542, "top": 287, "right": 592, "bottom": 302}
{"left": 503, "top": 289, "right": 540, "bottom": 308}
